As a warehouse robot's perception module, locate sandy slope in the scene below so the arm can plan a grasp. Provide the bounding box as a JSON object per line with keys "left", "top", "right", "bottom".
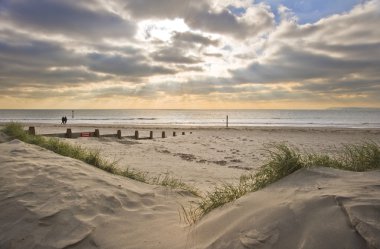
{"left": 1, "top": 139, "right": 380, "bottom": 249}
{"left": 0, "top": 140, "right": 193, "bottom": 249}
{"left": 191, "top": 168, "right": 380, "bottom": 249}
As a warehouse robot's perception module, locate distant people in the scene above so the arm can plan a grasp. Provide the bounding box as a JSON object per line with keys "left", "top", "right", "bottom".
{"left": 61, "top": 116, "right": 68, "bottom": 124}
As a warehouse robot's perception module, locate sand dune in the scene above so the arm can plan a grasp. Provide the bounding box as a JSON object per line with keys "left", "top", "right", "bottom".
{"left": 191, "top": 168, "right": 380, "bottom": 249}
{"left": 1, "top": 139, "right": 380, "bottom": 249}
{"left": 0, "top": 140, "right": 192, "bottom": 249}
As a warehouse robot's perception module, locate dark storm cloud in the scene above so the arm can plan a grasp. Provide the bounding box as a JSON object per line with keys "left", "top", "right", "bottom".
{"left": 1, "top": 0, "right": 135, "bottom": 39}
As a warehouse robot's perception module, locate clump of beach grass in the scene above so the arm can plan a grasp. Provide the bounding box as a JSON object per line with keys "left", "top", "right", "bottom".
{"left": 152, "top": 172, "right": 200, "bottom": 195}
{"left": 183, "top": 141, "right": 380, "bottom": 224}
{"left": 121, "top": 168, "right": 149, "bottom": 183}
{"left": 2, "top": 123, "right": 199, "bottom": 196}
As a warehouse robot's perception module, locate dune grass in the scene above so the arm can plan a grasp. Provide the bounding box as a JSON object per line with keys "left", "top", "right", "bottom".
{"left": 183, "top": 141, "right": 380, "bottom": 223}
{"left": 5, "top": 123, "right": 379, "bottom": 223}
{"left": 2, "top": 123, "right": 200, "bottom": 196}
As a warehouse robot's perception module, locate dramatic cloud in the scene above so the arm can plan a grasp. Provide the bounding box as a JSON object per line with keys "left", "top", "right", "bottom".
{"left": 184, "top": 4, "right": 274, "bottom": 39}
{"left": 0, "top": 0, "right": 136, "bottom": 39}
{"left": 0, "top": 38, "right": 83, "bottom": 68}
{"left": 232, "top": 1, "right": 380, "bottom": 93}
{"left": 124, "top": 0, "right": 274, "bottom": 39}
{"left": 87, "top": 53, "right": 177, "bottom": 77}
{"left": 0, "top": 0, "right": 379, "bottom": 108}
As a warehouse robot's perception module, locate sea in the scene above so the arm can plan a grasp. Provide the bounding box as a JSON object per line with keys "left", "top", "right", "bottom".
{"left": 0, "top": 109, "right": 379, "bottom": 128}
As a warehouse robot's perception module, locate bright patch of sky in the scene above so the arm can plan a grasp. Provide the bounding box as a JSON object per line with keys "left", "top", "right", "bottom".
{"left": 255, "top": 0, "right": 364, "bottom": 23}
{"left": 136, "top": 18, "right": 189, "bottom": 42}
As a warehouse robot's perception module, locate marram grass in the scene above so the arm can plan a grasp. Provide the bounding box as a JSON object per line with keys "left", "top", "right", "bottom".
{"left": 2, "top": 123, "right": 200, "bottom": 196}
{"left": 4, "top": 123, "right": 379, "bottom": 223}
{"left": 182, "top": 141, "right": 380, "bottom": 224}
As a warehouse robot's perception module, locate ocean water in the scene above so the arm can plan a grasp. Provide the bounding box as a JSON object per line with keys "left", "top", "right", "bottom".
{"left": 0, "top": 109, "right": 379, "bottom": 128}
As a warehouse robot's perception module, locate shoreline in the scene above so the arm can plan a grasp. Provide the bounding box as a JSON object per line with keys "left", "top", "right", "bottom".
{"left": 2, "top": 122, "right": 380, "bottom": 132}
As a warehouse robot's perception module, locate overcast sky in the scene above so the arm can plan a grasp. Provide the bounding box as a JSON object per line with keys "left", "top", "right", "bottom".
{"left": 0, "top": 0, "right": 379, "bottom": 109}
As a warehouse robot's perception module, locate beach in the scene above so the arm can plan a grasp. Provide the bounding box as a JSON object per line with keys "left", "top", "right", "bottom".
{"left": 2, "top": 0, "right": 380, "bottom": 247}
{"left": 1, "top": 124, "right": 380, "bottom": 248}
{"left": 25, "top": 124, "right": 380, "bottom": 191}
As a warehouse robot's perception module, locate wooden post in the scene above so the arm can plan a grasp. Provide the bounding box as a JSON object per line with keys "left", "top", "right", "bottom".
{"left": 66, "top": 128, "right": 72, "bottom": 138}
{"left": 226, "top": 115, "right": 229, "bottom": 128}
{"left": 149, "top": 131, "right": 153, "bottom": 139}
{"left": 28, "top": 126, "right": 35, "bottom": 135}
{"left": 182, "top": 132, "right": 185, "bottom": 135}
{"left": 135, "top": 130, "right": 139, "bottom": 140}
{"left": 173, "top": 131, "right": 176, "bottom": 136}
{"left": 94, "top": 129, "right": 100, "bottom": 137}
{"left": 162, "top": 131, "right": 166, "bottom": 138}
{"left": 117, "top": 130, "right": 122, "bottom": 139}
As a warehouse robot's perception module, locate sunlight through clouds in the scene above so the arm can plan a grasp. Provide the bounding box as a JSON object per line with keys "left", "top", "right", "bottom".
{"left": 136, "top": 18, "right": 189, "bottom": 42}
{"left": 0, "top": 0, "right": 379, "bottom": 108}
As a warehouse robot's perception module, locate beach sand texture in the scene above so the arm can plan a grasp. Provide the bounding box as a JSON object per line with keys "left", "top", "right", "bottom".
{"left": 1, "top": 126, "right": 380, "bottom": 248}
{"left": 36, "top": 125, "right": 380, "bottom": 191}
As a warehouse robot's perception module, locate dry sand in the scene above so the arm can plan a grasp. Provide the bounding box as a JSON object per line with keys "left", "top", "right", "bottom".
{"left": 30, "top": 124, "right": 380, "bottom": 191}
{"left": 1, "top": 125, "right": 380, "bottom": 248}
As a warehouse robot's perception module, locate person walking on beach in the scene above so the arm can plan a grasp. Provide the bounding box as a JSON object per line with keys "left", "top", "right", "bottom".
{"left": 61, "top": 116, "right": 68, "bottom": 124}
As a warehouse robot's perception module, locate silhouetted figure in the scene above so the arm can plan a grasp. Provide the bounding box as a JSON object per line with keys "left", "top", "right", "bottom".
{"left": 61, "top": 117, "right": 65, "bottom": 124}
{"left": 64, "top": 116, "right": 68, "bottom": 124}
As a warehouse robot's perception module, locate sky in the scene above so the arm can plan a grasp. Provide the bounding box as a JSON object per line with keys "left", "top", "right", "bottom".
{"left": 0, "top": 0, "right": 379, "bottom": 109}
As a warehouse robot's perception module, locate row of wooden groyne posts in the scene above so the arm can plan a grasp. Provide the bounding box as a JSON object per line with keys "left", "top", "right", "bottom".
{"left": 27, "top": 127, "right": 192, "bottom": 140}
